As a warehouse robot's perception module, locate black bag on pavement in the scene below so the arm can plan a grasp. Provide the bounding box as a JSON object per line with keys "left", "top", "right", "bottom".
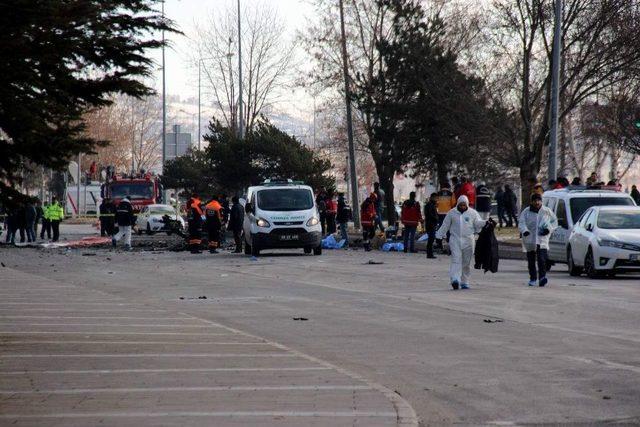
{"left": 474, "top": 222, "right": 499, "bottom": 273}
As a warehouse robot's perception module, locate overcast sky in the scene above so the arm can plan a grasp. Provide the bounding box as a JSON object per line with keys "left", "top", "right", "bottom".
{"left": 148, "top": 0, "right": 314, "bottom": 114}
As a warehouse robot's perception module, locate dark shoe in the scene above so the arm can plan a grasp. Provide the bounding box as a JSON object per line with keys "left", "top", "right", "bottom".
{"left": 403, "top": 249, "right": 408, "bottom": 253}
{"left": 460, "top": 283, "right": 470, "bottom": 290}
{"left": 451, "top": 280, "right": 459, "bottom": 290}
{"left": 427, "top": 255, "right": 436, "bottom": 259}
{"left": 539, "top": 277, "right": 548, "bottom": 287}
{"left": 410, "top": 250, "right": 418, "bottom": 253}
{"left": 209, "top": 249, "right": 218, "bottom": 254}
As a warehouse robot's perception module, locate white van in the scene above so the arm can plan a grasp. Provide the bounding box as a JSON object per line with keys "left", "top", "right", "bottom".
{"left": 243, "top": 180, "right": 322, "bottom": 256}
{"left": 542, "top": 187, "right": 636, "bottom": 264}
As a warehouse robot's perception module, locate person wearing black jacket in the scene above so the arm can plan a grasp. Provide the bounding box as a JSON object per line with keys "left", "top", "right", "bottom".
{"left": 423, "top": 193, "right": 439, "bottom": 259}
{"left": 503, "top": 185, "right": 519, "bottom": 227}
{"left": 228, "top": 196, "right": 244, "bottom": 253}
{"left": 99, "top": 197, "right": 116, "bottom": 237}
{"left": 16, "top": 203, "right": 27, "bottom": 243}
{"left": 336, "top": 193, "right": 351, "bottom": 247}
{"left": 25, "top": 201, "right": 37, "bottom": 242}
{"left": 112, "top": 197, "right": 135, "bottom": 250}
{"left": 475, "top": 183, "right": 492, "bottom": 220}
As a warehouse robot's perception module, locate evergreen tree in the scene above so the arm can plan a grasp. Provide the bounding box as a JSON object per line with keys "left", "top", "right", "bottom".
{"left": 162, "top": 119, "right": 335, "bottom": 196}
{"left": 0, "top": 0, "right": 174, "bottom": 204}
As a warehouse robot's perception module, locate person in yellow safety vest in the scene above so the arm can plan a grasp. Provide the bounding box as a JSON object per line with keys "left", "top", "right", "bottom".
{"left": 205, "top": 197, "right": 223, "bottom": 253}
{"left": 40, "top": 201, "right": 52, "bottom": 240}
{"left": 48, "top": 196, "right": 64, "bottom": 242}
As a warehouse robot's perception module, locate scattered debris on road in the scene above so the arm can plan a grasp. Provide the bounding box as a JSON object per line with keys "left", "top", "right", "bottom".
{"left": 293, "top": 317, "right": 309, "bottom": 321}
{"left": 483, "top": 319, "right": 504, "bottom": 323}
{"left": 366, "top": 260, "right": 384, "bottom": 265}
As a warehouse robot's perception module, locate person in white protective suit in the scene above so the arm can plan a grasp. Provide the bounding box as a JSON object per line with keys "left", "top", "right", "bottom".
{"left": 436, "top": 195, "right": 490, "bottom": 289}
{"left": 518, "top": 192, "right": 558, "bottom": 287}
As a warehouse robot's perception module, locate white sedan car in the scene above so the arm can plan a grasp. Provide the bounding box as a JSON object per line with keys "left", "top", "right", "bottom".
{"left": 135, "top": 204, "right": 185, "bottom": 235}
{"left": 567, "top": 206, "right": 640, "bottom": 278}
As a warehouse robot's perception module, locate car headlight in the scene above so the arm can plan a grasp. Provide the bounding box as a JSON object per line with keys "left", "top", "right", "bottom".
{"left": 598, "top": 239, "right": 640, "bottom": 251}
{"left": 306, "top": 217, "right": 319, "bottom": 226}
{"left": 256, "top": 218, "right": 270, "bottom": 228}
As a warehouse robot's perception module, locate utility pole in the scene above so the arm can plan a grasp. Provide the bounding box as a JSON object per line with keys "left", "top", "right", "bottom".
{"left": 161, "top": 0, "right": 167, "bottom": 173}
{"left": 338, "top": 0, "right": 360, "bottom": 228}
{"left": 198, "top": 59, "right": 201, "bottom": 150}
{"left": 237, "top": 0, "right": 244, "bottom": 139}
{"left": 131, "top": 100, "right": 136, "bottom": 173}
{"left": 548, "top": 0, "right": 563, "bottom": 181}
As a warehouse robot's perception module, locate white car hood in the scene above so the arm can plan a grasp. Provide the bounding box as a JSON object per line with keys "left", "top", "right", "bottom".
{"left": 599, "top": 229, "right": 640, "bottom": 244}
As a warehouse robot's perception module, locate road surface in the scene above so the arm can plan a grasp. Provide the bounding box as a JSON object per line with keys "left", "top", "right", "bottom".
{"left": 0, "top": 228, "right": 639, "bottom": 425}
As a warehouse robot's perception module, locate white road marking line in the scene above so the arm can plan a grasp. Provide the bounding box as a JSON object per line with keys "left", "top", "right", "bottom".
{"left": 0, "top": 353, "right": 296, "bottom": 358}
{"left": 565, "top": 356, "right": 640, "bottom": 374}
{"left": 0, "top": 331, "right": 234, "bottom": 336}
{"left": 4, "top": 341, "right": 270, "bottom": 345}
{"left": 0, "top": 411, "right": 396, "bottom": 419}
{"left": 0, "top": 385, "right": 374, "bottom": 395}
{"left": 0, "top": 323, "right": 221, "bottom": 328}
{"left": 0, "top": 302, "right": 140, "bottom": 306}
{"left": 0, "top": 367, "right": 332, "bottom": 375}
{"left": 0, "top": 316, "right": 192, "bottom": 320}
{"left": 1, "top": 308, "right": 170, "bottom": 313}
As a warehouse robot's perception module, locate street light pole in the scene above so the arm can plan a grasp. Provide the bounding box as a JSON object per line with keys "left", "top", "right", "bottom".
{"left": 237, "top": 0, "right": 244, "bottom": 139}
{"left": 549, "top": 0, "right": 563, "bottom": 181}
{"left": 338, "top": 0, "right": 360, "bottom": 229}
{"left": 198, "top": 59, "right": 201, "bottom": 150}
{"left": 161, "top": 0, "right": 167, "bottom": 173}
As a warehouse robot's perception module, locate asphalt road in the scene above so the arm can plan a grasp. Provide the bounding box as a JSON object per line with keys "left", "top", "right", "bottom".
{"left": 1, "top": 227, "right": 639, "bottom": 426}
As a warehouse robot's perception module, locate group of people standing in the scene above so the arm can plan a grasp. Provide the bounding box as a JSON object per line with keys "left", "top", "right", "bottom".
{"left": 185, "top": 194, "right": 242, "bottom": 254}
{"left": 2, "top": 197, "right": 64, "bottom": 244}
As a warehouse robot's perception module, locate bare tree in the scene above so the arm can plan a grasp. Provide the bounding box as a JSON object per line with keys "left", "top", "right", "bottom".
{"left": 193, "top": 1, "right": 295, "bottom": 135}
{"left": 484, "top": 0, "right": 640, "bottom": 196}
{"left": 82, "top": 95, "right": 164, "bottom": 174}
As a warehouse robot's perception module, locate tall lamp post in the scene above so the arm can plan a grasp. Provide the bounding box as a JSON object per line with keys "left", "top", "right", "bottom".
{"left": 161, "top": 0, "right": 167, "bottom": 174}
{"left": 549, "top": 0, "right": 563, "bottom": 181}
{"left": 338, "top": 0, "right": 360, "bottom": 228}
{"left": 237, "top": 0, "right": 244, "bottom": 139}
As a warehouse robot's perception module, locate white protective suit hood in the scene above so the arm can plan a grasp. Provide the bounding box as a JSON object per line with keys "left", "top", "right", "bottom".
{"left": 457, "top": 195, "right": 469, "bottom": 207}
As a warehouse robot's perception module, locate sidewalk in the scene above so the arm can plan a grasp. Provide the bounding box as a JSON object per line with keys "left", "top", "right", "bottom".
{"left": 0, "top": 266, "right": 417, "bottom": 427}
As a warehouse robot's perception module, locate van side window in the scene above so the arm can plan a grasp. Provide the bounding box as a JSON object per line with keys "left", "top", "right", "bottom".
{"left": 556, "top": 200, "right": 569, "bottom": 229}
{"left": 546, "top": 197, "right": 557, "bottom": 212}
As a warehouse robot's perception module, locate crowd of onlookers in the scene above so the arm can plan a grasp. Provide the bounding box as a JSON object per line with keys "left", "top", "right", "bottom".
{"left": 1, "top": 197, "right": 64, "bottom": 244}
{"left": 313, "top": 173, "right": 640, "bottom": 254}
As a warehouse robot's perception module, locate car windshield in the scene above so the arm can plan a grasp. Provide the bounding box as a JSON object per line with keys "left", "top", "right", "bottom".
{"left": 569, "top": 197, "right": 634, "bottom": 223}
{"left": 597, "top": 211, "right": 640, "bottom": 229}
{"left": 257, "top": 189, "right": 313, "bottom": 211}
{"left": 149, "top": 206, "right": 175, "bottom": 215}
{"left": 111, "top": 183, "right": 154, "bottom": 200}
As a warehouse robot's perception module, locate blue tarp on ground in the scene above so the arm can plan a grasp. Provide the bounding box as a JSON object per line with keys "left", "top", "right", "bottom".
{"left": 322, "top": 235, "right": 346, "bottom": 249}
{"left": 381, "top": 242, "right": 404, "bottom": 252}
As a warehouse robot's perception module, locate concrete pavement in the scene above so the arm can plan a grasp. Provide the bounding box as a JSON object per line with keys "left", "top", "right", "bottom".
{"left": 0, "top": 266, "right": 416, "bottom": 426}
{"left": 1, "top": 234, "right": 639, "bottom": 425}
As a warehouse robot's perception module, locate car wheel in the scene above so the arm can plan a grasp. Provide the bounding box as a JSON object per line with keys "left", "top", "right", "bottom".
{"left": 313, "top": 245, "right": 322, "bottom": 256}
{"left": 303, "top": 246, "right": 312, "bottom": 254}
{"left": 244, "top": 239, "right": 252, "bottom": 255}
{"left": 136, "top": 227, "right": 143, "bottom": 236}
{"left": 167, "top": 231, "right": 173, "bottom": 236}
{"left": 584, "top": 247, "right": 600, "bottom": 279}
{"left": 567, "top": 246, "right": 583, "bottom": 277}
{"left": 146, "top": 223, "right": 154, "bottom": 235}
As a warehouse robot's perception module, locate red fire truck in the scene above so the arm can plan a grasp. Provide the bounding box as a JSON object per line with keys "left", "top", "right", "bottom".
{"left": 103, "top": 172, "right": 163, "bottom": 213}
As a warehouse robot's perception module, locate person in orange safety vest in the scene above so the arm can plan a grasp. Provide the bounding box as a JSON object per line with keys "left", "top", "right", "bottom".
{"left": 204, "top": 196, "right": 223, "bottom": 253}
{"left": 187, "top": 194, "right": 204, "bottom": 254}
